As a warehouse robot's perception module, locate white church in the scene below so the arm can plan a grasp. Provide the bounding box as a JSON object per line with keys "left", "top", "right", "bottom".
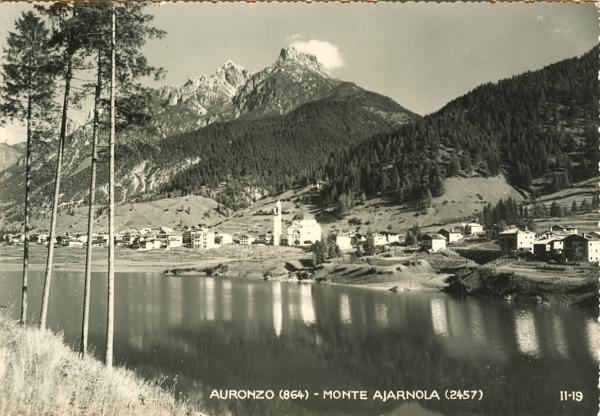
{"left": 272, "top": 200, "right": 322, "bottom": 246}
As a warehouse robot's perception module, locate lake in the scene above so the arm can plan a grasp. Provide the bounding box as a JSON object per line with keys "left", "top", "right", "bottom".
{"left": 0, "top": 270, "right": 597, "bottom": 416}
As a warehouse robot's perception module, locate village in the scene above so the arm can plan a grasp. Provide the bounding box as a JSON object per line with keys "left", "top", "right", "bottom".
{"left": 2, "top": 198, "right": 599, "bottom": 266}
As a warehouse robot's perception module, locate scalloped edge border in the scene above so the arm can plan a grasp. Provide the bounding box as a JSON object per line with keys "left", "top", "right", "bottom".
{"left": 0, "top": 1, "right": 597, "bottom": 4}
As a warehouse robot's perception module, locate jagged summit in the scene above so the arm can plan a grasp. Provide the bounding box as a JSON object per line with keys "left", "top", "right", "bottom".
{"left": 168, "top": 60, "right": 250, "bottom": 105}
{"left": 215, "top": 60, "right": 251, "bottom": 89}
{"left": 275, "top": 46, "right": 330, "bottom": 76}
{"left": 148, "top": 45, "right": 407, "bottom": 137}
{"left": 153, "top": 60, "right": 251, "bottom": 134}
{"left": 230, "top": 46, "right": 338, "bottom": 118}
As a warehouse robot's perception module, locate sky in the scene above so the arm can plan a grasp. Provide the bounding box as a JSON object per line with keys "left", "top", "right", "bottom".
{"left": 0, "top": 1, "right": 597, "bottom": 144}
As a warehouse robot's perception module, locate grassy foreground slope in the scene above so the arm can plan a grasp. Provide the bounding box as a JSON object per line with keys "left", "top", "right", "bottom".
{"left": 0, "top": 315, "right": 200, "bottom": 416}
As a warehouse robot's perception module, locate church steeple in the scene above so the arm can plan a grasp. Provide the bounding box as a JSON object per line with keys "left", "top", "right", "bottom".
{"left": 273, "top": 199, "right": 282, "bottom": 246}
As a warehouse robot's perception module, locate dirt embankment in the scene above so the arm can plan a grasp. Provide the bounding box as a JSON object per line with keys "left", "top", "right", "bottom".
{"left": 310, "top": 251, "right": 478, "bottom": 292}
{"left": 445, "top": 263, "right": 599, "bottom": 310}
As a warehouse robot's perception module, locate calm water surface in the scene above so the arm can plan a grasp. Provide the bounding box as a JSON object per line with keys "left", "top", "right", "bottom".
{"left": 0, "top": 270, "right": 597, "bottom": 416}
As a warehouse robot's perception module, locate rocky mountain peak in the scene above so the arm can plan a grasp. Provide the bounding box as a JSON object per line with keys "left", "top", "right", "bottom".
{"left": 215, "top": 59, "right": 251, "bottom": 90}
{"left": 275, "top": 46, "right": 330, "bottom": 76}
{"left": 159, "top": 60, "right": 250, "bottom": 108}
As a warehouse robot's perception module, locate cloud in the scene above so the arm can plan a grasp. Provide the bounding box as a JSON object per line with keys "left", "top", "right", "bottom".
{"left": 289, "top": 39, "right": 344, "bottom": 70}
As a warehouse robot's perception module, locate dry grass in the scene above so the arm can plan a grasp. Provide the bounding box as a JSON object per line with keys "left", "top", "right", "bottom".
{"left": 26, "top": 194, "right": 226, "bottom": 234}
{"left": 0, "top": 315, "right": 203, "bottom": 416}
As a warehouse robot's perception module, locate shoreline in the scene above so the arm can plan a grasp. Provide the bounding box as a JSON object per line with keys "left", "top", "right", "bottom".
{"left": 1, "top": 245, "right": 597, "bottom": 309}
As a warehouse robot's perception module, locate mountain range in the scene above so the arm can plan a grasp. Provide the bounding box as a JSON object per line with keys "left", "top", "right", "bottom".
{"left": 0, "top": 46, "right": 416, "bottom": 223}
{"left": 0, "top": 45, "right": 597, "bottom": 229}
{"left": 144, "top": 46, "right": 412, "bottom": 140}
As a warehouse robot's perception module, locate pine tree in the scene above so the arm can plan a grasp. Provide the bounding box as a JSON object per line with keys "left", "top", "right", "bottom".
{"left": 105, "top": 1, "right": 116, "bottom": 368}
{"left": 406, "top": 223, "right": 421, "bottom": 245}
{"left": 549, "top": 201, "right": 561, "bottom": 217}
{"left": 0, "top": 11, "right": 57, "bottom": 325}
{"left": 80, "top": 4, "right": 112, "bottom": 356}
{"left": 571, "top": 200, "right": 578, "bottom": 214}
{"left": 448, "top": 153, "right": 460, "bottom": 176}
{"left": 363, "top": 233, "right": 375, "bottom": 256}
{"left": 592, "top": 194, "right": 600, "bottom": 210}
{"left": 311, "top": 240, "right": 326, "bottom": 265}
{"left": 102, "top": 1, "right": 164, "bottom": 367}
{"left": 38, "top": 3, "right": 91, "bottom": 330}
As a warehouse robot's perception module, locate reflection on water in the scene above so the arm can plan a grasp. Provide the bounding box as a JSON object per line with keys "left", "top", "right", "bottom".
{"left": 551, "top": 315, "right": 568, "bottom": 359}
{"left": 247, "top": 284, "right": 255, "bottom": 321}
{"left": 586, "top": 319, "right": 599, "bottom": 362}
{"left": 272, "top": 281, "right": 282, "bottom": 338}
{"left": 430, "top": 298, "right": 448, "bottom": 337}
{"left": 515, "top": 311, "right": 539, "bottom": 357}
{"left": 0, "top": 271, "right": 597, "bottom": 416}
{"left": 467, "top": 301, "right": 485, "bottom": 344}
{"left": 205, "top": 278, "right": 215, "bottom": 321}
{"left": 300, "top": 284, "right": 316, "bottom": 326}
{"left": 375, "top": 301, "right": 389, "bottom": 329}
{"left": 222, "top": 279, "right": 232, "bottom": 321}
{"left": 339, "top": 293, "right": 352, "bottom": 324}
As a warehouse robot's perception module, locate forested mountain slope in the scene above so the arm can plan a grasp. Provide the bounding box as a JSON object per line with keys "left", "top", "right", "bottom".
{"left": 320, "top": 46, "right": 598, "bottom": 207}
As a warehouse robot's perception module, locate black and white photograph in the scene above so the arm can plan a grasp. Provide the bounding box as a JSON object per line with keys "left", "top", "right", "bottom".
{"left": 0, "top": 1, "right": 598, "bottom": 415}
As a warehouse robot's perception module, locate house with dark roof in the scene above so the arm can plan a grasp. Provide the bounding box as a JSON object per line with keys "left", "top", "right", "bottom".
{"left": 438, "top": 227, "right": 464, "bottom": 243}
{"left": 498, "top": 228, "right": 535, "bottom": 253}
{"left": 420, "top": 233, "right": 446, "bottom": 253}
{"left": 563, "top": 234, "right": 600, "bottom": 263}
{"left": 549, "top": 224, "right": 578, "bottom": 236}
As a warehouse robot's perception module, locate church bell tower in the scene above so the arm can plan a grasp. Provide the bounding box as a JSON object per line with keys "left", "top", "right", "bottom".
{"left": 273, "top": 199, "right": 282, "bottom": 246}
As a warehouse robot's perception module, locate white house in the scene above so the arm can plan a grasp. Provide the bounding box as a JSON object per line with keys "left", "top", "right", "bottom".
{"left": 239, "top": 234, "right": 255, "bottom": 246}
{"left": 464, "top": 223, "right": 484, "bottom": 236}
{"left": 259, "top": 232, "right": 273, "bottom": 245}
{"left": 166, "top": 234, "right": 183, "bottom": 249}
{"left": 157, "top": 228, "right": 183, "bottom": 248}
{"left": 549, "top": 224, "right": 578, "bottom": 236}
{"left": 215, "top": 232, "right": 233, "bottom": 246}
{"left": 67, "top": 239, "right": 84, "bottom": 248}
{"left": 183, "top": 228, "right": 216, "bottom": 249}
{"left": 385, "top": 233, "right": 402, "bottom": 245}
{"left": 498, "top": 228, "right": 536, "bottom": 253}
{"left": 36, "top": 234, "right": 49, "bottom": 245}
{"left": 287, "top": 212, "right": 322, "bottom": 246}
{"left": 421, "top": 234, "right": 447, "bottom": 253}
{"left": 373, "top": 233, "right": 388, "bottom": 246}
{"left": 335, "top": 234, "right": 353, "bottom": 251}
{"left": 138, "top": 239, "right": 162, "bottom": 251}
{"left": 564, "top": 234, "right": 600, "bottom": 263}
{"left": 439, "top": 228, "right": 464, "bottom": 243}
{"left": 7, "top": 234, "right": 24, "bottom": 245}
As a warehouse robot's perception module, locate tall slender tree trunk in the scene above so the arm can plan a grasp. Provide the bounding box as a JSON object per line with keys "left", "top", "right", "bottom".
{"left": 105, "top": 2, "right": 116, "bottom": 367}
{"left": 80, "top": 51, "right": 102, "bottom": 356}
{"left": 40, "top": 57, "right": 72, "bottom": 329}
{"left": 21, "top": 91, "right": 32, "bottom": 325}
